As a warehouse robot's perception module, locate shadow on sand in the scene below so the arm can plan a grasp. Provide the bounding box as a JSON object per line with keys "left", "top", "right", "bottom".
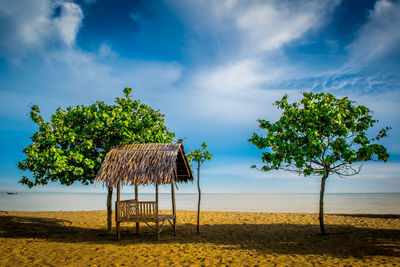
{"left": 0, "top": 214, "right": 399, "bottom": 258}
{"left": 331, "top": 214, "right": 400, "bottom": 219}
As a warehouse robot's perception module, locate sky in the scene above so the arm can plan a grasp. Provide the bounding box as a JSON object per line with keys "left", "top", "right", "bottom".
{"left": 0, "top": 0, "right": 399, "bottom": 194}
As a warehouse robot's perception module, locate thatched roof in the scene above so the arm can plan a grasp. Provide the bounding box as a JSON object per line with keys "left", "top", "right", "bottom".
{"left": 95, "top": 143, "right": 193, "bottom": 187}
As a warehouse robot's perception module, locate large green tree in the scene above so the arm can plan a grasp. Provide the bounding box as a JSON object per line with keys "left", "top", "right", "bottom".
{"left": 18, "top": 88, "right": 174, "bottom": 230}
{"left": 187, "top": 142, "right": 212, "bottom": 234}
{"left": 249, "top": 92, "right": 390, "bottom": 234}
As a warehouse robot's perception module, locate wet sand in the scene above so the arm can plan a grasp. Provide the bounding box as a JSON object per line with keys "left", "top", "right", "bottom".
{"left": 0, "top": 210, "right": 399, "bottom": 266}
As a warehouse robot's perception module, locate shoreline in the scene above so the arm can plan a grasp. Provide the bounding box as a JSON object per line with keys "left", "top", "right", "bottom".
{"left": 2, "top": 192, "right": 399, "bottom": 214}
{"left": 1, "top": 209, "right": 400, "bottom": 215}
{"left": 1, "top": 210, "right": 399, "bottom": 266}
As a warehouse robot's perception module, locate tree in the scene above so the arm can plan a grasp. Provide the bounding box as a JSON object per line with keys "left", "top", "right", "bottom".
{"left": 249, "top": 92, "right": 390, "bottom": 235}
{"left": 187, "top": 142, "right": 212, "bottom": 234}
{"left": 18, "top": 88, "right": 175, "bottom": 230}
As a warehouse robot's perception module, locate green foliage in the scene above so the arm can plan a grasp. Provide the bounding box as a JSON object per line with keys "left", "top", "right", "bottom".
{"left": 18, "top": 88, "right": 175, "bottom": 188}
{"left": 187, "top": 142, "right": 213, "bottom": 165}
{"left": 249, "top": 92, "right": 390, "bottom": 177}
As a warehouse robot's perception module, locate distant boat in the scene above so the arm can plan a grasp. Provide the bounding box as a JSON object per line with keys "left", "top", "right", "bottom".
{"left": 7, "top": 192, "right": 18, "bottom": 195}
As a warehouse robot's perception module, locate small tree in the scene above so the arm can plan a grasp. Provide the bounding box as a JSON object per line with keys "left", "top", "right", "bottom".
{"left": 187, "top": 142, "right": 212, "bottom": 234}
{"left": 249, "top": 92, "right": 390, "bottom": 235}
{"left": 18, "top": 88, "right": 174, "bottom": 230}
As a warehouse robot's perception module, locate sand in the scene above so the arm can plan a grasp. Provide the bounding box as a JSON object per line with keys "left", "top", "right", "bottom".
{"left": 0, "top": 210, "right": 399, "bottom": 266}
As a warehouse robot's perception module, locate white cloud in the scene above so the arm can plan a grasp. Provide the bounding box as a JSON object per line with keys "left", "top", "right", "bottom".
{"left": 161, "top": 0, "right": 341, "bottom": 126}
{"left": 347, "top": 0, "right": 400, "bottom": 63}
{"left": 180, "top": 58, "right": 303, "bottom": 127}
{"left": 0, "top": 45, "right": 184, "bottom": 122}
{"left": 39, "top": 46, "right": 182, "bottom": 100}
{"left": 167, "top": 0, "right": 340, "bottom": 58}
{"left": 236, "top": 1, "right": 339, "bottom": 52}
{"left": 0, "top": 0, "right": 50, "bottom": 54}
{"left": 292, "top": 0, "right": 400, "bottom": 96}
{"left": 97, "top": 43, "right": 118, "bottom": 59}
{"left": 194, "top": 60, "right": 264, "bottom": 95}
{"left": 0, "top": 0, "right": 83, "bottom": 61}
{"left": 54, "top": 2, "right": 83, "bottom": 47}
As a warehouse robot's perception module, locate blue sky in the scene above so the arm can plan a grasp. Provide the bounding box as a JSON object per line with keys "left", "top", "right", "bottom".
{"left": 0, "top": 0, "right": 399, "bottom": 194}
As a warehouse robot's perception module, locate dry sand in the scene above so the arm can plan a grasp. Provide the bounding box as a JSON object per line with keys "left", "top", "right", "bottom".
{"left": 0, "top": 210, "right": 399, "bottom": 266}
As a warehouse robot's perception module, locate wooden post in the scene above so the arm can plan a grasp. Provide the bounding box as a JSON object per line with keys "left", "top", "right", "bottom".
{"left": 107, "top": 185, "right": 113, "bottom": 231}
{"left": 171, "top": 179, "right": 176, "bottom": 235}
{"left": 135, "top": 184, "right": 139, "bottom": 234}
{"left": 155, "top": 182, "right": 159, "bottom": 240}
{"left": 116, "top": 180, "right": 121, "bottom": 240}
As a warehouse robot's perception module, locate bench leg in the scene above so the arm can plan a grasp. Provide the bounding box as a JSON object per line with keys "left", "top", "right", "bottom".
{"left": 173, "top": 219, "right": 176, "bottom": 236}
{"left": 136, "top": 222, "right": 139, "bottom": 235}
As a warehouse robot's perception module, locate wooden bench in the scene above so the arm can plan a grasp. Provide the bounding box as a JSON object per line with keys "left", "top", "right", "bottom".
{"left": 116, "top": 199, "right": 176, "bottom": 239}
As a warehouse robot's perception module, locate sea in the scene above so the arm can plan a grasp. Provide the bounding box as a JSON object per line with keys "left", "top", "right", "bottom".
{"left": 1, "top": 192, "right": 399, "bottom": 214}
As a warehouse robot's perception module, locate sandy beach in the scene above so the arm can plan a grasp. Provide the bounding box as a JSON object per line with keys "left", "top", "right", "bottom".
{"left": 0, "top": 210, "right": 399, "bottom": 266}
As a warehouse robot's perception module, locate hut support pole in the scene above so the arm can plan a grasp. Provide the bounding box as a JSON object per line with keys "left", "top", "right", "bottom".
{"left": 106, "top": 185, "right": 113, "bottom": 231}
{"left": 135, "top": 184, "right": 139, "bottom": 234}
{"left": 155, "top": 183, "right": 159, "bottom": 240}
{"left": 116, "top": 181, "right": 121, "bottom": 240}
{"left": 171, "top": 180, "right": 176, "bottom": 235}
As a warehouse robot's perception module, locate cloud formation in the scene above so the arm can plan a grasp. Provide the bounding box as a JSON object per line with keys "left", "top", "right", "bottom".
{"left": 0, "top": 1, "right": 182, "bottom": 122}
{"left": 54, "top": 2, "right": 83, "bottom": 47}
{"left": 235, "top": 0, "right": 339, "bottom": 52}
{"left": 185, "top": 59, "right": 293, "bottom": 126}
{"left": 167, "top": 0, "right": 340, "bottom": 59}
{"left": 256, "top": 0, "right": 400, "bottom": 95}
{"left": 162, "top": 0, "right": 341, "bottom": 126}
{"left": 0, "top": 0, "right": 83, "bottom": 61}
{"left": 347, "top": 0, "right": 400, "bottom": 63}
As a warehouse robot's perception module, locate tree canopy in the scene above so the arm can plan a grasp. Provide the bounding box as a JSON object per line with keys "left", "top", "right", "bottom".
{"left": 187, "top": 142, "right": 213, "bottom": 164}
{"left": 18, "top": 88, "right": 175, "bottom": 188}
{"left": 250, "top": 92, "right": 390, "bottom": 177}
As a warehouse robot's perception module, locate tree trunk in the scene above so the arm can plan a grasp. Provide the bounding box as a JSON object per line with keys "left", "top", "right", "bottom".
{"left": 197, "top": 160, "right": 201, "bottom": 235}
{"left": 319, "top": 174, "right": 328, "bottom": 235}
{"left": 116, "top": 181, "right": 120, "bottom": 240}
{"left": 107, "top": 186, "right": 113, "bottom": 231}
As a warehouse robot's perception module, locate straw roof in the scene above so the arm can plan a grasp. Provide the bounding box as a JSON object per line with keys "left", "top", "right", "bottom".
{"left": 95, "top": 143, "right": 193, "bottom": 187}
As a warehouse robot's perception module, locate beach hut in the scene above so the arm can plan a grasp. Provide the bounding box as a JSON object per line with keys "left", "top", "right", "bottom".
{"left": 95, "top": 143, "right": 193, "bottom": 240}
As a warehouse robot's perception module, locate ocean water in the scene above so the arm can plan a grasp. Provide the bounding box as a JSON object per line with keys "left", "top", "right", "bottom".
{"left": 1, "top": 192, "right": 399, "bottom": 214}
